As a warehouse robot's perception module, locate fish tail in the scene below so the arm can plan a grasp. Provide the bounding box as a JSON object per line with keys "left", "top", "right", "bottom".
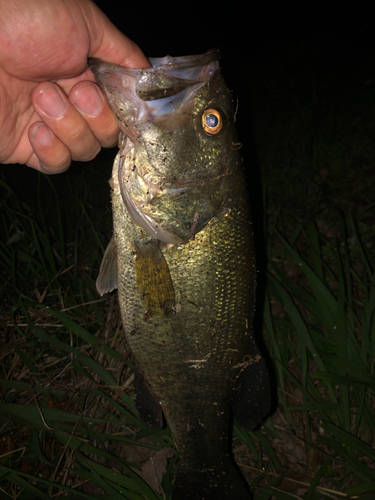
{"left": 172, "top": 461, "right": 252, "bottom": 499}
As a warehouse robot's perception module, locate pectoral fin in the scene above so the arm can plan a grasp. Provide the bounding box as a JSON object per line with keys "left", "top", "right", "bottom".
{"left": 134, "top": 240, "right": 175, "bottom": 318}
{"left": 96, "top": 236, "right": 118, "bottom": 295}
{"left": 231, "top": 343, "right": 272, "bottom": 430}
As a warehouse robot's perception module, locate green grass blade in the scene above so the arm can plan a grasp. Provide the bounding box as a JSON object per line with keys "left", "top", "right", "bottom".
{"left": 76, "top": 452, "right": 162, "bottom": 500}
{"left": 0, "top": 468, "right": 50, "bottom": 499}
{"left": 0, "top": 464, "right": 101, "bottom": 499}
{"left": 344, "top": 481, "right": 375, "bottom": 496}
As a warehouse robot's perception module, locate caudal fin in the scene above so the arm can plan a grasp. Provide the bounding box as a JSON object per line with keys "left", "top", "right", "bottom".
{"left": 172, "top": 461, "right": 252, "bottom": 500}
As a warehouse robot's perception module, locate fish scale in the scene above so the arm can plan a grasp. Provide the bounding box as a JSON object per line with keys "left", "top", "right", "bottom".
{"left": 90, "top": 50, "right": 271, "bottom": 499}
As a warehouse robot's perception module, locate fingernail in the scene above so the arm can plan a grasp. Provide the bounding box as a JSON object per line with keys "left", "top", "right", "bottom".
{"left": 32, "top": 123, "right": 54, "bottom": 146}
{"left": 72, "top": 85, "right": 104, "bottom": 116}
{"left": 36, "top": 85, "right": 67, "bottom": 118}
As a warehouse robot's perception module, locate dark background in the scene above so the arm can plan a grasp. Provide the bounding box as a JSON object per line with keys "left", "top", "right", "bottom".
{"left": 94, "top": 0, "right": 372, "bottom": 63}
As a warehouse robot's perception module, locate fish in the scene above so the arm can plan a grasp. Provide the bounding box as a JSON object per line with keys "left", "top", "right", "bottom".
{"left": 89, "top": 49, "right": 271, "bottom": 500}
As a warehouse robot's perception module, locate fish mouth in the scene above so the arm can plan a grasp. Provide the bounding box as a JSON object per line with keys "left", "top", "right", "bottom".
{"left": 88, "top": 49, "right": 220, "bottom": 134}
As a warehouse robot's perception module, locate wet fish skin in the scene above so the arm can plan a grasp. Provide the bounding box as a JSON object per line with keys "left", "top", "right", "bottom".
{"left": 90, "top": 50, "right": 271, "bottom": 499}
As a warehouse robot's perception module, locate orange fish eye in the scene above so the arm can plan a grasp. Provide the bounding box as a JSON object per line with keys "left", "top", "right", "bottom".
{"left": 201, "top": 108, "right": 223, "bottom": 134}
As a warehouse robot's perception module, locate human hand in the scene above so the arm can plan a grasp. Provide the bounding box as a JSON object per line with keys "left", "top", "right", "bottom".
{"left": 0, "top": 0, "right": 149, "bottom": 173}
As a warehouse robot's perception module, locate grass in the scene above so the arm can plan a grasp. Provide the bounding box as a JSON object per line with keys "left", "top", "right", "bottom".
{"left": 260, "top": 214, "right": 375, "bottom": 497}
{"left": 1, "top": 42, "right": 375, "bottom": 499}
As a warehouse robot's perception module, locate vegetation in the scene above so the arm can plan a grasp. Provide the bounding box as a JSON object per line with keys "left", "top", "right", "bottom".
{"left": 1, "top": 42, "right": 374, "bottom": 499}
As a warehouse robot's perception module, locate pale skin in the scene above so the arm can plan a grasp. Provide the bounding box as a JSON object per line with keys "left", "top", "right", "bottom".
{"left": 0, "top": 0, "right": 150, "bottom": 173}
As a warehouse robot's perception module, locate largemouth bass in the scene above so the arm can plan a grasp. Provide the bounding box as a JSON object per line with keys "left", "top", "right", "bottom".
{"left": 89, "top": 50, "right": 271, "bottom": 500}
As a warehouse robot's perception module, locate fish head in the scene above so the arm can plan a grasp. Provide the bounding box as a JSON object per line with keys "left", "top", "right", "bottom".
{"left": 89, "top": 49, "right": 236, "bottom": 179}
{"left": 89, "top": 50, "right": 243, "bottom": 242}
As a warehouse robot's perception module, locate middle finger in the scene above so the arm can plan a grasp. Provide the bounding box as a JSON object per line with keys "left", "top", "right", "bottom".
{"left": 69, "top": 80, "right": 119, "bottom": 148}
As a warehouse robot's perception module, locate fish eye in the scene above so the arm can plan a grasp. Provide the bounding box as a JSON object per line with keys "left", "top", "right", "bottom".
{"left": 201, "top": 108, "right": 223, "bottom": 135}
